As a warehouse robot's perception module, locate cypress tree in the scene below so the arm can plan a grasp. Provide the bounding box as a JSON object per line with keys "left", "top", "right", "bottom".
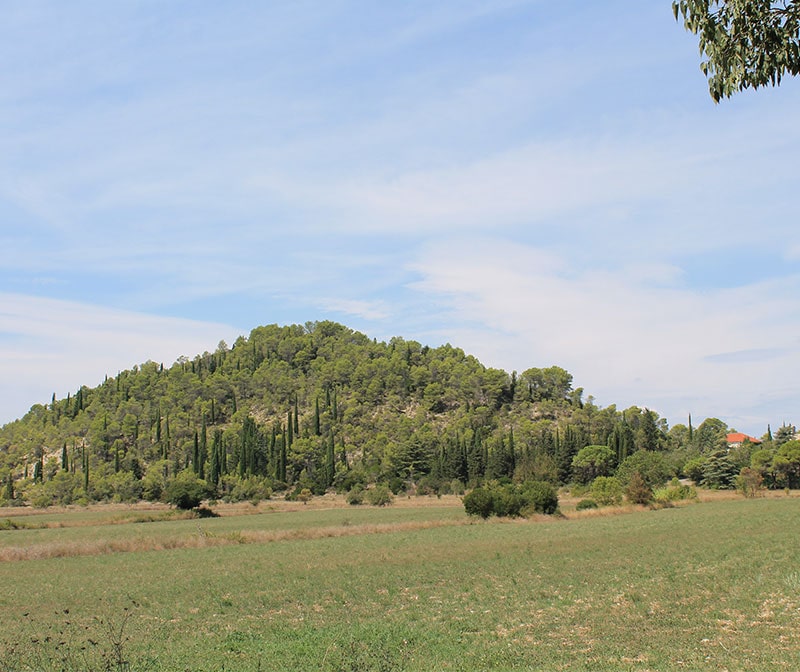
{"left": 280, "top": 429, "right": 288, "bottom": 482}
{"left": 325, "top": 432, "right": 335, "bottom": 487}
{"left": 33, "top": 459, "right": 42, "bottom": 484}
{"left": 83, "top": 448, "right": 89, "bottom": 492}
{"left": 209, "top": 430, "right": 222, "bottom": 489}
{"left": 193, "top": 432, "right": 200, "bottom": 475}
{"left": 199, "top": 419, "right": 207, "bottom": 480}
{"left": 5, "top": 473, "right": 13, "bottom": 501}
{"left": 314, "top": 397, "right": 321, "bottom": 436}
{"left": 61, "top": 443, "right": 68, "bottom": 471}
{"left": 293, "top": 397, "right": 299, "bottom": 435}
{"left": 287, "top": 410, "right": 293, "bottom": 447}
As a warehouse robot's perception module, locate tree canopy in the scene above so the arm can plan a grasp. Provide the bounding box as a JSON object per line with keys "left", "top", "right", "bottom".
{"left": 673, "top": 0, "right": 800, "bottom": 100}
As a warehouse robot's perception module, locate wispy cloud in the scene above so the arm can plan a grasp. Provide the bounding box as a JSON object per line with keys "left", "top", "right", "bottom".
{"left": 0, "top": 293, "right": 240, "bottom": 422}
{"left": 407, "top": 237, "right": 800, "bottom": 432}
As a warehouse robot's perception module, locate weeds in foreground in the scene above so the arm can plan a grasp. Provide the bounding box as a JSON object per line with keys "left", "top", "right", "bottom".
{"left": 0, "top": 599, "right": 147, "bottom": 672}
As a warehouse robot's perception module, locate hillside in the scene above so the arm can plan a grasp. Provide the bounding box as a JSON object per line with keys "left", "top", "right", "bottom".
{"left": 0, "top": 321, "right": 793, "bottom": 507}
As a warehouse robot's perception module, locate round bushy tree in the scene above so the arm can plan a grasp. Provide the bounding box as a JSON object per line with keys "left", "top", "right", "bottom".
{"left": 463, "top": 487, "right": 494, "bottom": 519}
{"left": 165, "top": 471, "right": 207, "bottom": 510}
{"left": 520, "top": 480, "right": 559, "bottom": 515}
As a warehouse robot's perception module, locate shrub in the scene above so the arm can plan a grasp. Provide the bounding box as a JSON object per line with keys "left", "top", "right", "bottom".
{"left": 625, "top": 471, "right": 653, "bottom": 505}
{"left": 576, "top": 498, "right": 598, "bottom": 511}
{"left": 463, "top": 481, "right": 558, "bottom": 518}
{"left": 590, "top": 476, "right": 623, "bottom": 506}
{"left": 654, "top": 483, "right": 697, "bottom": 503}
{"left": 736, "top": 467, "right": 764, "bottom": 498}
{"left": 165, "top": 471, "right": 207, "bottom": 510}
{"left": 449, "top": 479, "right": 465, "bottom": 496}
{"left": 365, "top": 484, "right": 394, "bottom": 506}
{"left": 520, "top": 480, "right": 559, "bottom": 515}
{"left": 683, "top": 456, "right": 707, "bottom": 484}
{"left": 617, "top": 451, "right": 672, "bottom": 489}
{"left": 346, "top": 484, "right": 364, "bottom": 506}
{"left": 463, "top": 487, "right": 494, "bottom": 519}
{"left": 228, "top": 475, "right": 272, "bottom": 503}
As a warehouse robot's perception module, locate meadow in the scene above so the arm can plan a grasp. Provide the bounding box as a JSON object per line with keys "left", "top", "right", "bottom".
{"left": 1, "top": 495, "right": 799, "bottom": 671}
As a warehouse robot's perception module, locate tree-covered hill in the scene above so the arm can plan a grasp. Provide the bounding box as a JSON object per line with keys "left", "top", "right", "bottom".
{"left": 0, "top": 321, "right": 795, "bottom": 507}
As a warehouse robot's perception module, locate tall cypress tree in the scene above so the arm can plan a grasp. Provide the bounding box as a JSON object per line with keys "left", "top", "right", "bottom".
{"left": 325, "top": 432, "right": 335, "bottom": 487}
{"left": 209, "top": 430, "right": 222, "bottom": 490}
{"left": 193, "top": 431, "right": 200, "bottom": 475}
{"left": 313, "top": 397, "right": 321, "bottom": 436}
{"left": 199, "top": 419, "right": 207, "bottom": 480}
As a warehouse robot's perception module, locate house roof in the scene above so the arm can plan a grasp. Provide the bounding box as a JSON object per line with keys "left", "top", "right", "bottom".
{"left": 726, "top": 432, "right": 761, "bottom": 445}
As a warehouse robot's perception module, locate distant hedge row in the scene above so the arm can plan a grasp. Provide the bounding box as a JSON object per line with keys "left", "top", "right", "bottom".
{"left": 462, "top": 480, "right": 558, "bottom": 518}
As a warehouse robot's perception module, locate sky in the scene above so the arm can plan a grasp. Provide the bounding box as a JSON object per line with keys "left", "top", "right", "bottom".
{"left": 1, "top": 1, "right": 798, "bottom": 437}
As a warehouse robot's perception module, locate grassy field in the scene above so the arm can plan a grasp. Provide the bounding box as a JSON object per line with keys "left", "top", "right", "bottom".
{"left": 1, "top": 495, "right": 799, "bottom": 671}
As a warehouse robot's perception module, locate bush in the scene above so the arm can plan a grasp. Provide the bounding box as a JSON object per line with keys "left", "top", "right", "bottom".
{"left": 617, "top": 451, "right": 672, "bottom": 489}
{"left": 228, "top": 475, "right": 272, "bottom": 503}
{"left": 654, "top": 483, "right": 697, "bottom": 503}
{"left": 576, "top": 498, "right": 598, "bottom": 511}
{"left": 590, "top": 476, "right": 623, "bottom": 506}
{"left": 625, "top": 471, "right": 653, "bottom": 505}
{"left": 463, "top": 487, "right": 494, "bottom": 519}
{"left": 463, "top": 481, "right": 558, "bottom": 518}
{"left": 520, "top": 480, "right": 559, "bottom": 515}
{"left": 736, "top": 467, "right": 764, "bottom": 498}
{"left": 365, "top": 484, "right": 394, "bottom": 506}
{"left": 346, "top": 484, "right": 364, "bottom": 506}
{"left": 165, "top": 471, "right": 207, "bottom": 510}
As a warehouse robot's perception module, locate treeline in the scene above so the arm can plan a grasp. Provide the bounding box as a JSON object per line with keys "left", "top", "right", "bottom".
{"left": 0, "top": 321, "right": 795, "bottom": 507}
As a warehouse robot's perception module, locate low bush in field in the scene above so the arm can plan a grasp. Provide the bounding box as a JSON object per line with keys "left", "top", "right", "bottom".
{"left": 346, "top": 484, "right": 364, "bottom": 505}
{"left": 463, "top": 481, "right": 558, "bottom": 519}
{"left": 590, "top": 476, "right": 623, "bottom": 506}
{"left": 576, "top": 498, "right": 599, "bottom": 511}
{"left": 365, "top": 485, "right": 394, "bottom": 506}
{"left": 654, "top": 481, "right": 697, "bottom": 504}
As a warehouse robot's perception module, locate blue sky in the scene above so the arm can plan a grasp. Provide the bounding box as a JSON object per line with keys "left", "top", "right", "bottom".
{"left": 1, "top": 1, "right": 799, "bottom": 436}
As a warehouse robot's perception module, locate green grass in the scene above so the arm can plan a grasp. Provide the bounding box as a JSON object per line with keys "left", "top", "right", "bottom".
{"left": 1, "top": 498, "right": 799, "bottom": 670}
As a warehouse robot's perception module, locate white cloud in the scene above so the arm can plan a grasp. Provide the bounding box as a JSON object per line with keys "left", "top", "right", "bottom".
{"left": 0, "top": 294, "right": 240, "bottom": 424}
{"left": 408, "top": 238, "right": 800, "bottom": 435}
{"left": 319, "top": 298, "right": 390, "bottom": 321}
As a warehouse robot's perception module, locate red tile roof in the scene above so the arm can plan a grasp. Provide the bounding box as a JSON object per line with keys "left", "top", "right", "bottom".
{"left": 726, "top": 432, "right": 761, "bottom": 444}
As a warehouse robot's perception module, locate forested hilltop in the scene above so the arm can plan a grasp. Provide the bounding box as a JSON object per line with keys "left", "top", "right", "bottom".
{"left": 0, "top": 321, "right": 796, "bottom": 508}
